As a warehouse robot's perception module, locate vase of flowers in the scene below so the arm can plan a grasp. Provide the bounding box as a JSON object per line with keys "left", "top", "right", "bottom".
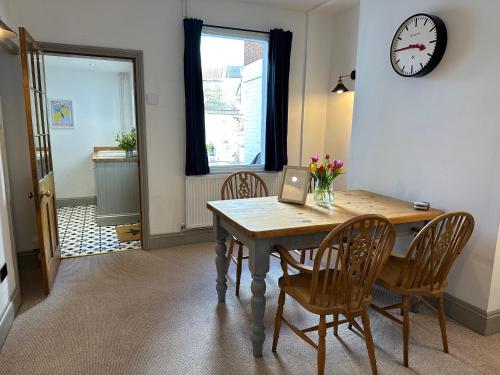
{"left": 310, "top": 154, "right": 344, "bottom": 207}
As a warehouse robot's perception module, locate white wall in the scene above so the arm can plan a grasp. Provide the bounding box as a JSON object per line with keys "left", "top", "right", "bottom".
{"left": 324, "top": 6, "right": 359, "bottom": 190}
{"left": 0, "top": 0, "right": 20, "bottom": 345}
{"left": 0, "top": 0, "right": 12, "bottom": 25}
{"left": 9, "top": 0, "right": 307, "bottom": 237}
{"left": 351, "top": 0, "right": 500, "bottom": 312}
{"left": 0, "top": 50, "right": 38, "bottom": 253}
{"left": 299, "top": 11, "right": 334, "bottom": 166}
{"left": 0, "top": 97, "right": 19, "bottom": 338}
{"left": 46, "top": 67, "right": 132, "bottom": 199}
{"left": 488, "top": 225, "right": 500, "bottom": 311}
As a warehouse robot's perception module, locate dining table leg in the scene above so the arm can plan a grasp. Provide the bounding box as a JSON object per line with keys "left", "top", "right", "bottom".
{"left": 214, "top": 217, "right": 229, "bottom": 303}
{"left": 248, "top": 239, "right": 270, "bottom": 357}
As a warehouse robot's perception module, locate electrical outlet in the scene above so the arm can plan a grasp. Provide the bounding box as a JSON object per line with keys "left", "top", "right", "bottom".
{"left": 0, "top": 263, "right": 7, "bottom": 283}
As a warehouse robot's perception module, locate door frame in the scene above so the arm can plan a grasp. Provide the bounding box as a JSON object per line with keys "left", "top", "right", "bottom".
{"left": 39, "top": 42, "right": 150, "bottom": 250}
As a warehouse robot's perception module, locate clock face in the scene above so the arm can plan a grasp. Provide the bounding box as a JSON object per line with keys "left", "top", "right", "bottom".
{"left": 390, "top": 14, "right": 447, "bottom": 77}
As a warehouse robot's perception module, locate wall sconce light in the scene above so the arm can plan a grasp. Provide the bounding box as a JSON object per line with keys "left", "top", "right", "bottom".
{"left": 0, "top": 19, "right": 17, "bottom": 39}
{"left": 332, "top": 70, "right": 356, "bottom": 94}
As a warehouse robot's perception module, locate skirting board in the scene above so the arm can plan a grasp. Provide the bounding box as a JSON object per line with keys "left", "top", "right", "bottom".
{"left": 56, "top": 196, "right": 97, "bottom": 207}
{"left": 149, "top": 228, "right": 214, "bottom": 249}
{"left": 428, "top": 292, "right": 500, "bottom": 336}
{"left": 0, "top": 287, "right": 22, "bottom": 351}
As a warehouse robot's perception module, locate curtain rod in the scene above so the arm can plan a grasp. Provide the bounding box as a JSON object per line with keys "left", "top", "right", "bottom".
{"left": 203, "top": 24, "right": 270, "bottom": 35}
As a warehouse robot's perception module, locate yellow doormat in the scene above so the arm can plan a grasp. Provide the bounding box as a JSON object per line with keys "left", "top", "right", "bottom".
{"left": 116, "top": 223, "right": 141, "bottom": 242}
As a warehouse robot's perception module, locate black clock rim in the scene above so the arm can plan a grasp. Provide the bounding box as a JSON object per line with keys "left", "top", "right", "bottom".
{"left": 390, "top": 13, "right": 447, "bottom": 78}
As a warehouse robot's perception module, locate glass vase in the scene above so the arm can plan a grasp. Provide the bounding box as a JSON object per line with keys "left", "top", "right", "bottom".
{"left": 314, "top": 180, "right": 334, "bottom": 208}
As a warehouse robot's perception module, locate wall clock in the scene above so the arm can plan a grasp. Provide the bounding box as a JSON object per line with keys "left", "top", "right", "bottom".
{"left": 390, "top": 13, "right": 447, "bottom": 77}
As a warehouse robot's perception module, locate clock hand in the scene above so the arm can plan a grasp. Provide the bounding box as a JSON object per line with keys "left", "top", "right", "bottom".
{"left": 394, "top": 43, "right": 426, "bottom": 52}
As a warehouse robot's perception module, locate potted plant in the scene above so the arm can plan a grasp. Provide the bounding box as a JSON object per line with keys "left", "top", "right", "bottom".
{"left": 115, "top": 129, "right": 136, "bottom": 157}
{"left": 310, "top": 154, "right": 344, "bottom": 207}
{"left": 206, "top": 142, "right": 215, "bottom": 157}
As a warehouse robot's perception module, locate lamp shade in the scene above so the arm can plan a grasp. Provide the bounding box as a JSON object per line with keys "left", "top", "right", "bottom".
{"left": 0, "top": 19, "right": 16, "bottom": 39}
{"left": 332, "top": 77, "right": 349, "bottom": 94}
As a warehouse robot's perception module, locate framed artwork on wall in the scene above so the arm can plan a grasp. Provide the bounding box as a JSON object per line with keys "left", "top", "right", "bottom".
{"left": 50, "top": 99, "right": 74, "bottom": 128}
{"left": 278, "top": 166, "right": 310, "bottom": 205}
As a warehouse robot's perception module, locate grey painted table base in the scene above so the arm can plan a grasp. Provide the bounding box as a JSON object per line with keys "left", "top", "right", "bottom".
{"left": 214, "top": 215, "right": 327, "bottom": 357}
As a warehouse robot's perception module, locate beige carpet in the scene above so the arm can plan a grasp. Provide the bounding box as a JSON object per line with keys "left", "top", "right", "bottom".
{"left": 1, "top": 243, "right": 499, "bottom": 374}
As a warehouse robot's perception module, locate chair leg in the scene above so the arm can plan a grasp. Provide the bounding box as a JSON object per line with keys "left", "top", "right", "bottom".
{"left": 333, "top": 313, "right": 339, "bottom": 337}
{"left": 235, "top": 243, "right": 243, "bottom": 297}
{"left": 402, "top": 296, "right": 410, "bottom": 367}
{"left": 309, "top": 249, "right": 313, "bottom": 260}
{"left": 318, "top": 315, "right": 327, "bottom": 375}
{"left": 272, "top": 291, "right": 286, "bottom": 352}
{"left": 361, "top": 309, "right": 378, "bottom": 375}
{"left": 226, "top": 239, "right": 234, "bottom": 273}
{"left": 437, "top": 295, "right": 449, "bottom": 354}
{"left": 300, "top": 250, "right": 306, "bottom": 264}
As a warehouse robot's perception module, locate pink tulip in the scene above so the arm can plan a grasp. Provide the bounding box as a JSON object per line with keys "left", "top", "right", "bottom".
{"left": 327, "top": 162, "right": 333, "bottom": 169}
{"left": 311, "top": 155, "right": 319, "bottom": 163}
{"left": 333, "top": 160, "right": 344, "bottom": 169}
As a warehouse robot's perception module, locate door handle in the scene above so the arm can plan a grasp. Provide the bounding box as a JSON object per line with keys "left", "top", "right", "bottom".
{"left": 41, "top": 190, "right": 52, "bottom": 198}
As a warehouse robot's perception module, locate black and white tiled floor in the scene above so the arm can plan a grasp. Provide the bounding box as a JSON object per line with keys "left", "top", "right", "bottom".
{"left": 57, "top": 205, "right": 141, "bottom": 258}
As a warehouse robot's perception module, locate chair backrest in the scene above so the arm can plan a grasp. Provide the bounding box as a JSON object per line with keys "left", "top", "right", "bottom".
{"left": 397, "top": 212, "right": 474, "bottom": 292}
{"left": 310, "top": 215, "right": 396, "bottom": 311}
{"left": 221, "top": 171, "right": 269, "bottom": 200}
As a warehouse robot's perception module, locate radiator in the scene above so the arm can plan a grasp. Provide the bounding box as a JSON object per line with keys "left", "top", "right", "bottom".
{"left": 185, "top": 172, "right": 282, "bottom": 229}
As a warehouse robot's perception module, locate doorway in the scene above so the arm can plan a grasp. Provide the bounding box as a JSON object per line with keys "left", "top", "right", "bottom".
{"left": 44, "top": 54, "right": 141, "bottom": 257}
{"left": 14, "top": 30, "right": 149, "bottom": 294}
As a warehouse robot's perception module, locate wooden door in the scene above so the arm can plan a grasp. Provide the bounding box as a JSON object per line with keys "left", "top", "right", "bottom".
{"left": 19, "top": 27, "right": 60, "bottom": 294}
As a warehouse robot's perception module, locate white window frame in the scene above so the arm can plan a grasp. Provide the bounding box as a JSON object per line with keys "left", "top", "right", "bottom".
{"left": 201, "top": 27, "right": 269, "bottom": 175}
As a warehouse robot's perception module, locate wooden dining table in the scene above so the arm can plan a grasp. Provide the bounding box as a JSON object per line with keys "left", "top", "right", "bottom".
{"left": 207, "top": 189, "right": 443, "bottom": 357}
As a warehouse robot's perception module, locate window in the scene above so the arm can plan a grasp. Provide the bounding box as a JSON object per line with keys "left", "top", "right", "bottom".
{"left": 201, "top": 31, "right": 268, "bottom": 170}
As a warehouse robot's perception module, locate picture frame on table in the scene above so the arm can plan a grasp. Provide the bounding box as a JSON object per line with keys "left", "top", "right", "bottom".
{"left": 278, "top": 165, "right": 311, "bottom": 205}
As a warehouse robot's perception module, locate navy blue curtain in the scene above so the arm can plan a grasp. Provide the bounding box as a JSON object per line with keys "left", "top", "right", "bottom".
{"left": 184, "top": 18, "right": 209, "bottom": 176}
{"left": 265, "top": 29, "right": 293, "bottom": 172}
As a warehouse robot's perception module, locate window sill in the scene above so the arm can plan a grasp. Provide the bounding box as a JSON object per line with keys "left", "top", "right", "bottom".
{"left": 209, "top": 164, "right": 267, "bottom": 175}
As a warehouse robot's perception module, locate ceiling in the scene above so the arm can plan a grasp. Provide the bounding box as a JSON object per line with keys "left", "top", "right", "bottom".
{"left": 235, "top": 0, "right": 358, "bottom": 13}
{"left": 44, "top": 55, "right": 133, "bottom": 74}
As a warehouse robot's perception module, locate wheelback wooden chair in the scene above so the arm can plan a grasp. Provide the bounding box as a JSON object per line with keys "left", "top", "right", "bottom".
{"left": 370, "top": 212, "right": 474, "bottom": 368}
{"left": 221, "top": 171, "right": 268, "bottom": 296}
{"left": 272, "top": 215, "right": 397, "bottom": 375}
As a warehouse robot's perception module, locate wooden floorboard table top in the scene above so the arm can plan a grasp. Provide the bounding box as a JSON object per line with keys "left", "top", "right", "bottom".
{"left": 207, "top": 190, "right": 443, "bottom": 239}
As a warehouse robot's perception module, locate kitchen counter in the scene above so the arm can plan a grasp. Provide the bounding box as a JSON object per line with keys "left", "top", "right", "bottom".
{"left": 93, "top": 146, "right": 139, "bottom": 226}
{"left": 92, "top": 147, "right": 137, "bottom": 163}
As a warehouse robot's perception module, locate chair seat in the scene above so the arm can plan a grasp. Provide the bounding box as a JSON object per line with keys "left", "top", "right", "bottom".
{"left": 279, "top": 271, "right": 370, "bottom": 315}
{"left": 377, "top": 255, "right": 446, "bottom": 296}
{"left": 377, "top": 255, "right": 406, "bottom": 286}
